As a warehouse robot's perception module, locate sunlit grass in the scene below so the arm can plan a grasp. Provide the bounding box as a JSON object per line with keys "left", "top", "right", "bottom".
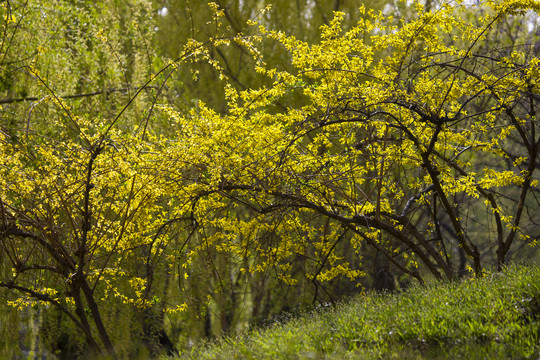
{"left": 173, "top": 263, "right": 540, "bottom": 359}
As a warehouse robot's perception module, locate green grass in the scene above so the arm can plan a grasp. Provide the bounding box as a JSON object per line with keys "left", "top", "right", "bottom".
{"left": 174, "top": 264, "right": 540, "bottom": 359}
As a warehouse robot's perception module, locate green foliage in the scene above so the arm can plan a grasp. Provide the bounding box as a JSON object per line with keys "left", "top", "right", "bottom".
{"left": 153, "top": 0, "right": 388, "bottom": 110}
{"left": 40, "top": 307, "right": 87, "bottom": 358}
{"left": 0, "top": 300, "right": 20, "bottom": 359}
{"left": 176, "top": 264, "right": 540, "bottom": 359}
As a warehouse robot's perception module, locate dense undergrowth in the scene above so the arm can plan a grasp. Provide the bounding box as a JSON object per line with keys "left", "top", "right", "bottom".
{"left": 174, "top": 264, "right": 540, "bottom": 359}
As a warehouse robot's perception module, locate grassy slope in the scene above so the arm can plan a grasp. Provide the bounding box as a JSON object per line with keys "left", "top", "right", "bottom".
{"left": 176, "top": 264, "right": 540, "bottom": 359}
